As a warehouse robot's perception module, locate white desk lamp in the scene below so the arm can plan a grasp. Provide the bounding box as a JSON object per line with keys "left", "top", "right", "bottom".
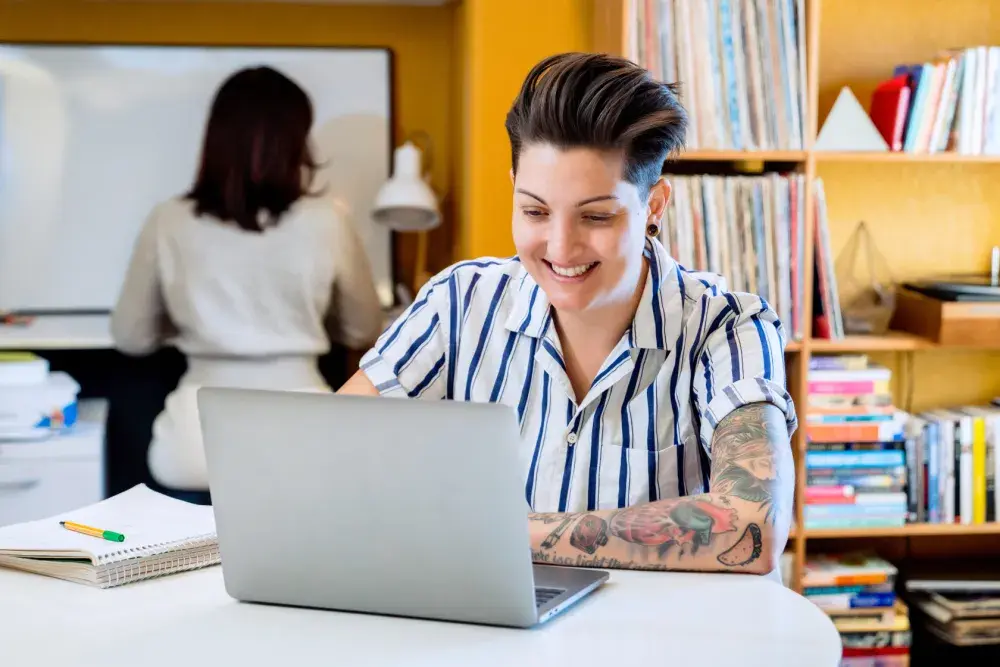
{"left": 372, "top": 139, "right": 440, "bottom": 298}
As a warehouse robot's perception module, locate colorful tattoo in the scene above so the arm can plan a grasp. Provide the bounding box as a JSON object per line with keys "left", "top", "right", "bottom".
{"left": 716, "top": 523, "right": 763, "bottom": 567}
{"left": 709, "top": 403, "right": 788, "bottom": 524}
{"left": 540, "top": 516, "right": 575, "bottom": 549}
{"left": 526, "top": 404, "right": 789, "bottom": 572}
{"left": 607, "top": 498, "right": 738, "bottom": 557}
{"left": 569, "top": 514, "right": 609, "bottom": 554}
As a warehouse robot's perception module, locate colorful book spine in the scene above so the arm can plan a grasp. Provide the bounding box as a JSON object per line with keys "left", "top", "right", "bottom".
{"left": 807, "top": 421, "right": 905, "bottom": 444}
{"left": 808, "top": 592, "right": 895, "bottom": 610}
{"left": 804, "top": 516, "right": 907, "bottom": 529}
{"left": 973, "top": 415, "right": 987, "bottom": 523}
{"left": 803, "top": 583, "right": 894, "bottom": 596}
{"left": 806, "top": 451, "right": 905, "bottom": 469}
{"left": 808, "top": 380, "right": 891, "bottom": 395}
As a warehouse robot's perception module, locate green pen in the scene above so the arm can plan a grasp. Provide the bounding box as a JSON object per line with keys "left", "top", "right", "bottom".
{"left": 60, "top": 521, "right": 126, "bottom": 543}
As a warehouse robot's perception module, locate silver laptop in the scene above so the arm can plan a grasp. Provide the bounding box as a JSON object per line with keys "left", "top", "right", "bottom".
{"left": 197, "top": 388, "right": 609, "bottom": 628}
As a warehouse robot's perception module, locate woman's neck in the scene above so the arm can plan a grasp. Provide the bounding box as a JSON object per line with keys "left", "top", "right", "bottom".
{"left": 553, "top": 260, "right": 648, "bottom": 402}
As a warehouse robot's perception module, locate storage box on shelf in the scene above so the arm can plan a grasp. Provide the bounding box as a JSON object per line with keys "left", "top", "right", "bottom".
{"left": 891, "top": 289, "right": 1000, "bottom": 348}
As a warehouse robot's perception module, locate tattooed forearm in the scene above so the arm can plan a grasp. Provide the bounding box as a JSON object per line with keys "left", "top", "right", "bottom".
{"left": 531, "top": 494, "right": 754, "bottom": 573}
{"left": 709, "top": 403, "right": 792, "bottom": 526}
{"left": 528, "top": 403, "right": 792, "bottom": 575}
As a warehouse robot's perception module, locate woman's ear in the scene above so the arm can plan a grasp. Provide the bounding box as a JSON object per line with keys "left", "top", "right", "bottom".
{"left": 645, "top": 178, "right": 671, "bottom": 237}
{"left": 509, "top": 168, "right": 515, "bottom": 185}
{"left": 647, "top": 178, "right": 671, "bottom": 219}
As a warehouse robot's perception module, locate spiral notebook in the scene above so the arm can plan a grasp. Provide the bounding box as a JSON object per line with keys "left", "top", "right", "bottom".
{"left": 0, "top": 484, "right": 219, "bottom": 588}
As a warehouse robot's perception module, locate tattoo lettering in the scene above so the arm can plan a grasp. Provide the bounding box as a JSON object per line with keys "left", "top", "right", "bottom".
{"left": 532, "top": 549, "right": 668, "bottom": 571}
{"left": 716, "top": 523, "right": 763, "bottom": 567}
{"left": 607, "top": 498, "right": 738, "bottom": 557}
{"left": 540, "top": 516, "right": 574, "bottom": 549}
{"left": 569, "top": 514, "right": 609, "bottom": 554}
{"left": 710, "top": 404, "right": 787, "bottom": 524}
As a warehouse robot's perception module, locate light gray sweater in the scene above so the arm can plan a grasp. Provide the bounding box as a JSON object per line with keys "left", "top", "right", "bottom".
{"left": 111, "top": 195, "right": 383, "bottom": 366}
{"left": 111, "top": 195, "right": 384, "bottom": 489}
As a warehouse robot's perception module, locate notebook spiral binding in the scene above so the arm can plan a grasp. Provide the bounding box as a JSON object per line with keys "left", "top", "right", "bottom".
{"left": 96, "top": 533, "right": 220, "bottom": 588}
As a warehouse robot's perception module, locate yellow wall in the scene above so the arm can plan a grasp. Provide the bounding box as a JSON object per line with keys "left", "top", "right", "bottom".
{"left": 460, "top": 0, "right": 593, "bottom": 259}
{"left": 0, "top": 0, "right": 457, "bottom": 284}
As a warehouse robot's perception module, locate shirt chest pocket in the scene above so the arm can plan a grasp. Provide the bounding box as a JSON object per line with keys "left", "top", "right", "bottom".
{"left": 594, "top": 437, "right": 680, "bottom": 509}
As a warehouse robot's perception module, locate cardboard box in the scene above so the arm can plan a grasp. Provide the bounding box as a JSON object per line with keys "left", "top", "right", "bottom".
{"left": 890, "top": 289, "right": 1000, "bottom": 347}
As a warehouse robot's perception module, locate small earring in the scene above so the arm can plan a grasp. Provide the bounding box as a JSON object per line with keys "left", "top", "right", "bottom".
{"left": 646, "top": 223, "right": 660, "bottom": 237}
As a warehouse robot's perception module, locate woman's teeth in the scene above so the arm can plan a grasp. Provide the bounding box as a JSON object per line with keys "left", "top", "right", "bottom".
{"left": 550, "top": 262, "right": 596, "bottom": 277}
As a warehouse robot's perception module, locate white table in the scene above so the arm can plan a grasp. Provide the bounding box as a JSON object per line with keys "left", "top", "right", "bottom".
{"left": 0, "top": 566, "right": 842, "bottom": 666}
{"left": 0, "top": 314, "right": 113, "bottom": 349}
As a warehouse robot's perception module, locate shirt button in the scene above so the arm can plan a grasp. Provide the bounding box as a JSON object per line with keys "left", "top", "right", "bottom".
{"left": 567, "top": 432, "right": 578, "bottom": 445}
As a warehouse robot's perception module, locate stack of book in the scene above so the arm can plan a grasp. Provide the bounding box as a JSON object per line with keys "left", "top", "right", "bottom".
{"left": 905, "top": 562, "right": 1000, "bottom": 648}
{"left": 870, "top": 46, "right": 1000, "bottom": 155}
{"left": 624, "top": 0, "right": 808, "bottom": 150}
{"left": 904, "top": 407, "right": 1000, "bottom": 525}
{"left": 910, "top": 589, "right": 1000, "bottom": 647}
{"left": 802, "top": 552, "right": 911, "bottom": 665}
{"left": 805, "top": 354, "right": 909, "bottom": 530}
{"left": 660, "top": 173, "right": 805, "bottom": 340}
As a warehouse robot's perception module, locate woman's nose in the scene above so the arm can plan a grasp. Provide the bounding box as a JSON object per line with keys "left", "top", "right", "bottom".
{"left": 546, "top": 216, "right": 579, "bottom": 260}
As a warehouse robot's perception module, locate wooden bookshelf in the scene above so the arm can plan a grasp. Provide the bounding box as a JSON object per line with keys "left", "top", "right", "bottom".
{"left": 805, "top": 522, "right": 1000, "bottom": 539}
{"left": 815, "top": 151, "right": 1000, "bottom": 163}
{"left": 675, "top": 150, "right": 808, "bottom": 162}
{"left": 809, "top": 331, "right": 933, "bottom": 352}
{"left": 597, "top": 0, "right": 1000, "bottom": 595}
{"left": 670, "top": 150, "right": 1000, "bottom": 164}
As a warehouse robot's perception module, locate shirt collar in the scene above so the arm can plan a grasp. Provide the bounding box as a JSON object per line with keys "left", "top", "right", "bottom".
{"left": 628, "top": 236, "right": 684, "bottom": 351}
{"left": 503, "top": 237, "right": 684, "bottom": 351}
{"left": 503, "top": 269, "right": 553, "bottom": 339}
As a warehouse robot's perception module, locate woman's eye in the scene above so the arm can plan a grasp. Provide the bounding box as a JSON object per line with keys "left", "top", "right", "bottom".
{"left": 583, "top": 214, "right": 613, "bottom": 223}
{"left": 523, "top": 209, "right": 547, "bottom": 218}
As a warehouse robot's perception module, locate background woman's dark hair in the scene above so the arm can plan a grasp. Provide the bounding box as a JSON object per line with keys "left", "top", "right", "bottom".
{"left": 187, "top": 66, "right": 317, "bottom": 232}
{"left": 505, "top": 52, "right": 687, "bottom": 194}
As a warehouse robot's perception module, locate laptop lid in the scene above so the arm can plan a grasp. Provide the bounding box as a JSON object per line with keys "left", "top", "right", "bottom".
{"left": 197, "top": 388, "right": 540, "bottom": 627}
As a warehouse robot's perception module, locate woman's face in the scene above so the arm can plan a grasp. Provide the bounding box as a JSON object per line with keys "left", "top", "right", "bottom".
{"left": 511, "top": 143, "right": 668, "bottom": 315}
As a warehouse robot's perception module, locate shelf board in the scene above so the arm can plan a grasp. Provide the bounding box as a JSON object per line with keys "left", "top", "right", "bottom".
{"left": 669, "top": 151, "right": 1000, "bottom": 164}
{"left": 673, "top": 150, "right": 808, "bottom": 162}
{"left": 814, "top": 151, "right": 1000, "bottom": 164}
{"left": 805, "top": 522, "right": 1000, "bottom": 539}
{"left": 809, "top": 332, "right": 933, "bottom": 352}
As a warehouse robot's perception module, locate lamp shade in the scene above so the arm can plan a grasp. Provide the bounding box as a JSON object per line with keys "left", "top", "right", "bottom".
{"left": 372, "top": 141, "right": 440, "bottom": 232}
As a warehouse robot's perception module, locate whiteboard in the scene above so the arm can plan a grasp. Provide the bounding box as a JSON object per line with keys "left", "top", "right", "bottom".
{"left": 0, "top": 44, "right": 394, "bottom": 312}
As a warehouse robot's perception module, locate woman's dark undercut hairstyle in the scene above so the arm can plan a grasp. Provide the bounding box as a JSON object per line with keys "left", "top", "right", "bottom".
{"left": 505, "top": 52, "right": 688, "bottom": 194}
{"left": 187, "top": 65, "right": 318, "bottom": 232}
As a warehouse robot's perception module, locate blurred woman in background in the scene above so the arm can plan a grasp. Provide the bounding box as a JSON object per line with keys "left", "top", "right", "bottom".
{"left": 112, "top": 66, "right": 383, "bottom": 499}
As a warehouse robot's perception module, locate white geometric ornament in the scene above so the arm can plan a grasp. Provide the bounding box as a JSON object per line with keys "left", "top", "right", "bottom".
{"left": 814, "top": 86, "right": 890, "bottom": 152}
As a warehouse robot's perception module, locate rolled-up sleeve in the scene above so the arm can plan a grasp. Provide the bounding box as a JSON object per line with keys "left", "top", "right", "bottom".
{"left": 358, "top": 273, "right": 451, "bottom": 400}
{"left": 691, "top": 292, "right": 798, "bottom": 451}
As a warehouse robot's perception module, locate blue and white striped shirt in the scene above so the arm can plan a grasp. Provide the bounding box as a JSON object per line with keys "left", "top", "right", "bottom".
{"left": 360, "top": 237, "right": 797, "bottom": 513}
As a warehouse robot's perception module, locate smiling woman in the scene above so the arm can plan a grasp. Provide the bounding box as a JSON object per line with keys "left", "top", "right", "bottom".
{"left": 338, "top": 52, "right": 797, "bottom": 577}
